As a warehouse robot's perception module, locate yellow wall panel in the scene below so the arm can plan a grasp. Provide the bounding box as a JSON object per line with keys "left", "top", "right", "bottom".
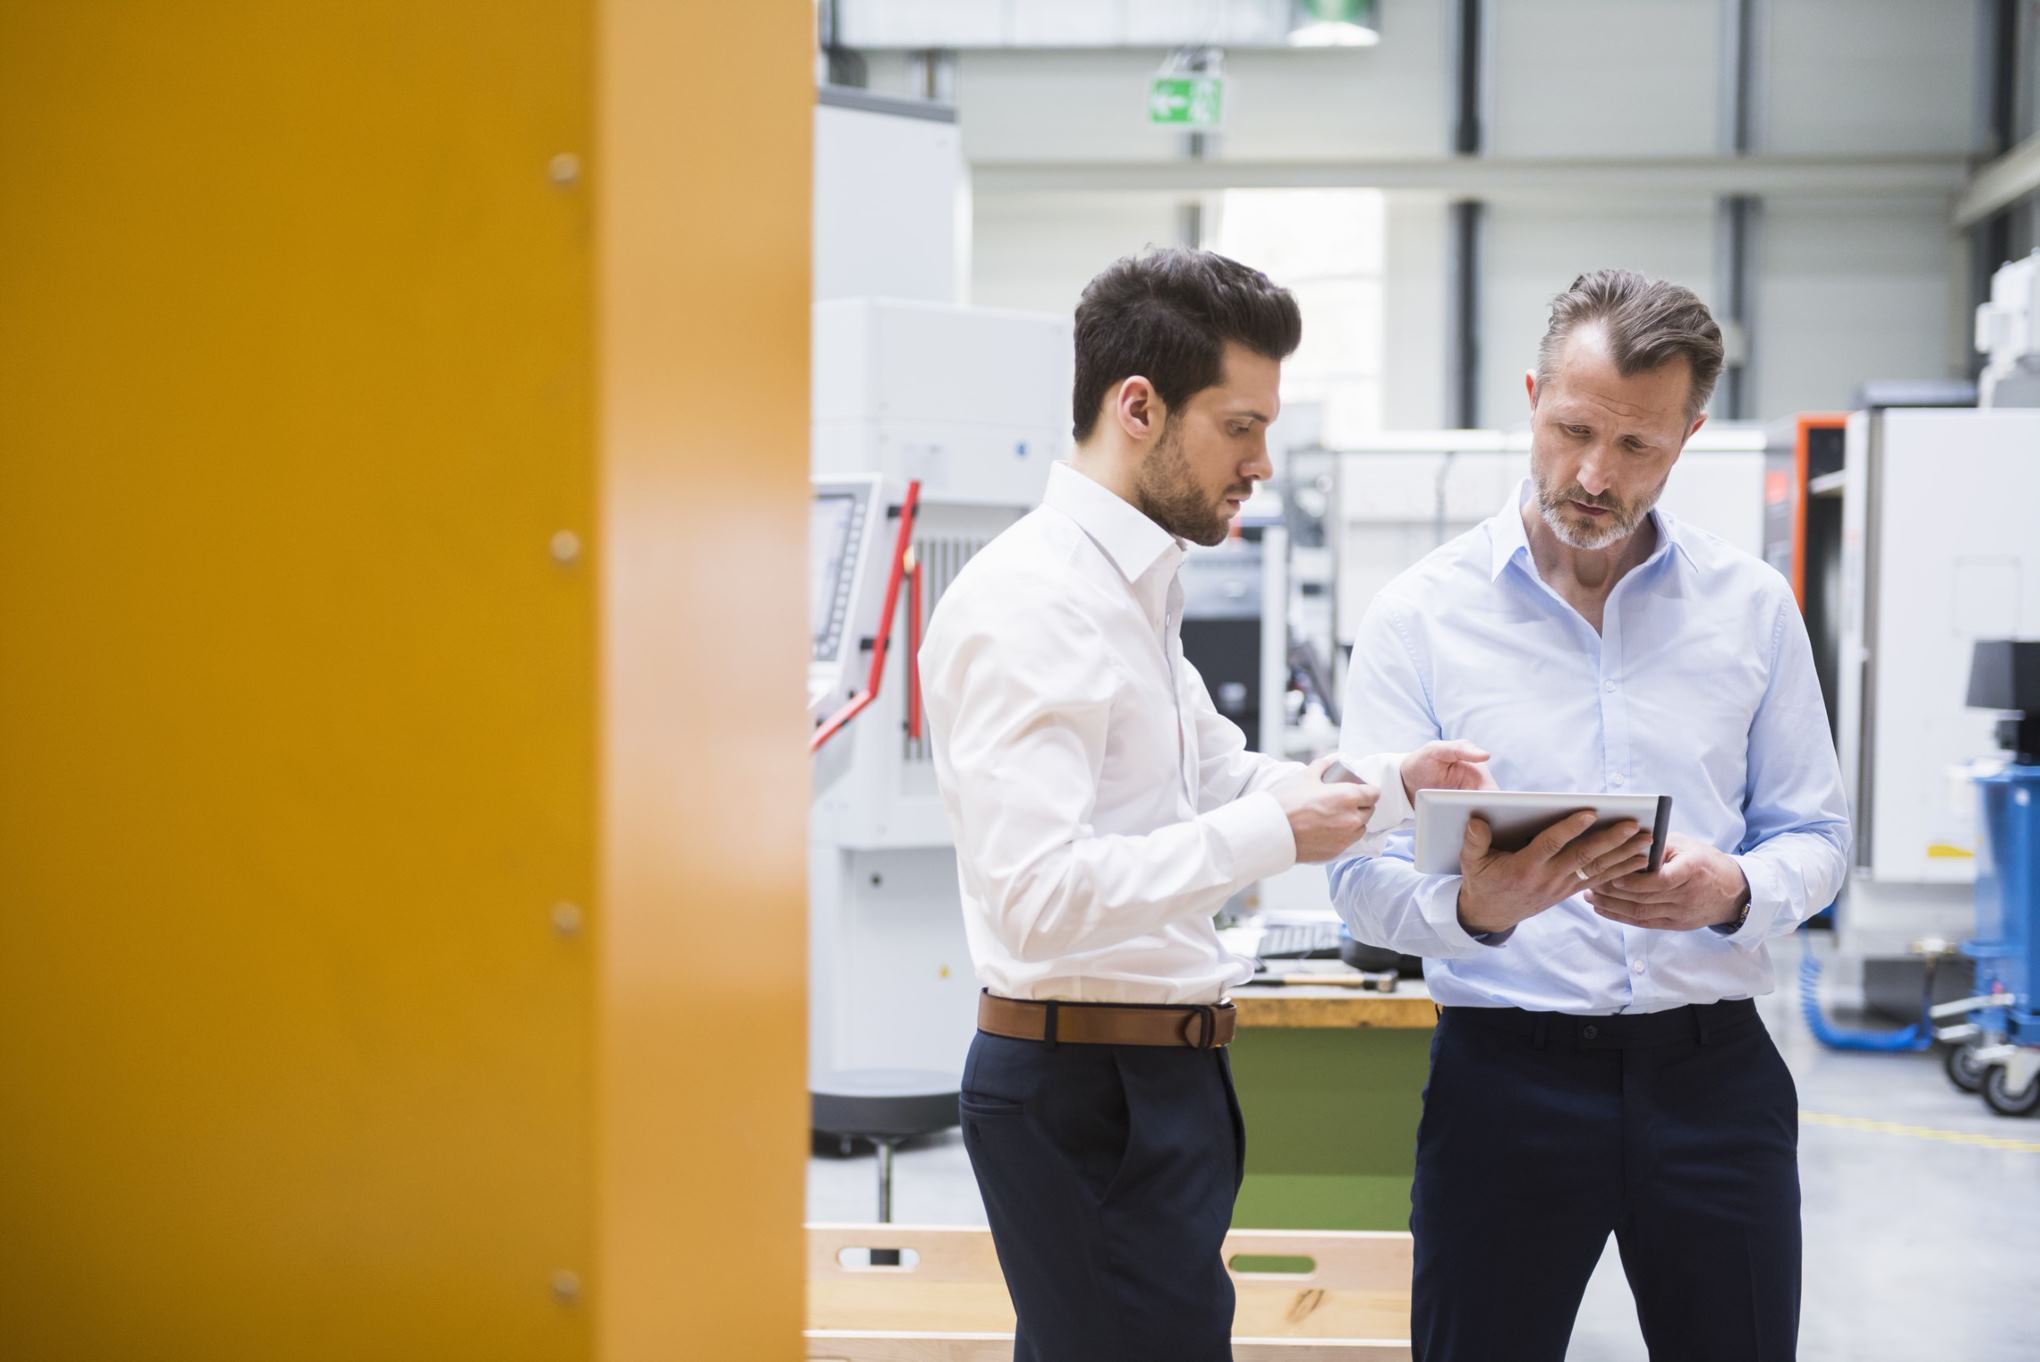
{"left": 594, "top": 2, "right": 813, "bottom": 1357}
{"left": 0, "top": 3, "right": 598, "bottom": 1359}
{"left": 4, "top": 0, "right": 810, "bottom": 1352}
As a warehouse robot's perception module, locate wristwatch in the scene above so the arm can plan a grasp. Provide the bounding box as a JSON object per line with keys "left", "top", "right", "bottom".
{"left": 1724, "top": 882, "right": 1752, "bottom": 935}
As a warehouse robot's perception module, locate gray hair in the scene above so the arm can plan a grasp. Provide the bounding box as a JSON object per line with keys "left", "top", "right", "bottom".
{"left": 1535, "top": 269, "right": 1725, "bottom": 421}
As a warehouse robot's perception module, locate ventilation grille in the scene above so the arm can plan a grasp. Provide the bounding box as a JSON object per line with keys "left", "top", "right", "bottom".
{"left": 905, "top": 535, "right": 989, "bottom": 763}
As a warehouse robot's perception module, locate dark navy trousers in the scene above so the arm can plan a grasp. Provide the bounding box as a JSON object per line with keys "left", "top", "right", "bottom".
{"left": 959, "top": 1029, "right": 1245, "bottom": 1362}
{"left": 1412, "top": 999, "right": 1802, "bottom": 1362}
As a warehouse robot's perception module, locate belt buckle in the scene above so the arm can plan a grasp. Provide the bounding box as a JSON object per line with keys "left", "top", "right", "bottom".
{"left": 1179, "top": 1004, "right": 1217, "bottom": 1050}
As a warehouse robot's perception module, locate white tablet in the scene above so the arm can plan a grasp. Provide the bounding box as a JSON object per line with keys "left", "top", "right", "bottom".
{"left": 1412, "top": 789, "right": 1672, "bottom": 876}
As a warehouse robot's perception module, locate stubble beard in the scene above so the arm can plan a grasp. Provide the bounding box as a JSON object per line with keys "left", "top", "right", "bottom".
{"left": 1532, "top": 463, "right": 1663, "bottom": 551}
{"left": 1136, "top": 418, "right": 1243, "bottom": 548}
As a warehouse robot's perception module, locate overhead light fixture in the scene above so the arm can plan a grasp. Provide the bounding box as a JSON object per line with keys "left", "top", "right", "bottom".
{"left": 1288, "top": 0, "right": 1380, "bottom": 47}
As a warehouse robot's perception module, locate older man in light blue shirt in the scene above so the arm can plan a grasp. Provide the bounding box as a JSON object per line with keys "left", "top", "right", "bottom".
{"left": 1329, "top": 269, "right": 1850, "bottom": 1362}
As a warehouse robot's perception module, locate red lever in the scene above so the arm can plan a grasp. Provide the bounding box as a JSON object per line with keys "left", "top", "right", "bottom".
{"left": 810, "top": 480, "right": 922, "bottom": 753}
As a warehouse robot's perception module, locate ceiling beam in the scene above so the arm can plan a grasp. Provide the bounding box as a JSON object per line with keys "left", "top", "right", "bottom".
{"left": 974, "top": 154, "right": 1969, "bottom": 200}
{"left": 1953, "top": 132, "right": 2040, "bottom": 229}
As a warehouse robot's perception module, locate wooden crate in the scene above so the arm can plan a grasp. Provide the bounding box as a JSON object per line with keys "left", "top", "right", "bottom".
{"left": 807, "top": 1223, "right": 1412, "bottom": 1361}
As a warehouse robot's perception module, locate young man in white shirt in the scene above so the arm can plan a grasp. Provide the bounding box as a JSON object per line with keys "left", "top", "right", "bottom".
{"left": 919, "top": 247, "right": 1493, "bottom": 1362}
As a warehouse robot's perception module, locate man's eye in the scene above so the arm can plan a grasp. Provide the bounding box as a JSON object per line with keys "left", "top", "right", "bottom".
{"left": 1567, "top": 425, "right": 1590, "bottom": 437}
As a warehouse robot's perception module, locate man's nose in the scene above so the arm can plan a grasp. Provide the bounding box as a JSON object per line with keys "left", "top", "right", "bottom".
{"left": 1576, "top": 446, "right": 1615, "bottom": 496}
{"left": 1243, "top": 442, "right": 1273, "bottom": 482}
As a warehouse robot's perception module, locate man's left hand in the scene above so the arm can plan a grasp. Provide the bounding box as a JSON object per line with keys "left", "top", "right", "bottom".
{"left": 1586, "top": 833, "right": 1749, "bottom": 931}
{"left": 1400, "top": 740, "right": 1497, "bottom": 802}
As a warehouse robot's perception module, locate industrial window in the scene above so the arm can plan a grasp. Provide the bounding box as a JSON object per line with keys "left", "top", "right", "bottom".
{"left": 1214, "top": 188, "right": 1387, "bottom": 446}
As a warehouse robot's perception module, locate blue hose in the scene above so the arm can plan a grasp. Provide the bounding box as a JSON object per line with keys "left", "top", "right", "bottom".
{"left": 1798, "top": 940, "right": 1932, "bottom": 1052}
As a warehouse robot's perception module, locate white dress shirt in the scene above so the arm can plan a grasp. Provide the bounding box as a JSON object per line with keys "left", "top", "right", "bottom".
{"left": 921, "top": 462, "right": 1409, "bottom": 1004}
{"left": 1328, "top": 480, "right": 1852, "bottom": 1014}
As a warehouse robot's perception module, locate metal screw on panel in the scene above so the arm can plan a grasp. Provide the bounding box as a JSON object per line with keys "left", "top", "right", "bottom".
{"left": 551, "top": 1269, "right": 582, "bottom": 1304}
{"left": 550, "top": 530, "right": 581, "bottom": 565}
{"left": 549, "top": 153, "right": 581, "bottom": 187}
{"left": 551, "top": 902, "right": 583, "bottom": 938}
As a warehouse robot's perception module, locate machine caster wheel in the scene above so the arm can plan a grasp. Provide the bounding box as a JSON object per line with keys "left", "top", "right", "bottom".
{"left": 1983, "top": 1064, "right": 2040, "bottom": 1118}
{"left": 1944, "top": 1042, "right": 1989, "bottom": 1095}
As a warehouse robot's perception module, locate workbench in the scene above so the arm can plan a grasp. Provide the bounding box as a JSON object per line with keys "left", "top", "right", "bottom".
{"left": 1228, "top": 972, "right": 1437, "bottom": 1232}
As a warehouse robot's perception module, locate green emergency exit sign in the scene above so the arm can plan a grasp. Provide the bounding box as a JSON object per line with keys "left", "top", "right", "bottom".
{"left": 1148, "top": 75, "right": 1224, "bottom": 129}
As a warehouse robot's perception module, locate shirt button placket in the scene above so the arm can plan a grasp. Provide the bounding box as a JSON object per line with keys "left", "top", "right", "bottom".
{"left": 1601, "top": 675, "right": 1621, "bottom": 788}
{"left": 1601, "top": 606, "right": 1629, "bottom": 793}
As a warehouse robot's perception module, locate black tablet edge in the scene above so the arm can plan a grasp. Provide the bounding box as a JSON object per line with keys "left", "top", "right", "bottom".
{"left": 1647, "top": 794, "right": 1674, "bottom": 872}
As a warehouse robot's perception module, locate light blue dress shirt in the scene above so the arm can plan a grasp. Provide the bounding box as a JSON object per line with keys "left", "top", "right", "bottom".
{"left": 1327, "top": 480, "right": 1852, "bottom": 1015}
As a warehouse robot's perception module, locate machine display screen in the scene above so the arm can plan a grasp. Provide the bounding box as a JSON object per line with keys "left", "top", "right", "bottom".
{"left": 811, "top": 492, "right": 860, "bottom": 658}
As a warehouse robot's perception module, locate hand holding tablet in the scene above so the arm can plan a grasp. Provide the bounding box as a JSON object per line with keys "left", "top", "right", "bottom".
{"left": 1414, "top": 790, "right": 1671, "bottom": 874}
{"left": 1412, "top": 789, "right": 1673, "bottom": 936}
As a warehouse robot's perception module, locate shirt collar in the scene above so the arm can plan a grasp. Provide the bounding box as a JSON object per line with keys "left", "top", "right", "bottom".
{"left": 1043, "top": 461, "right": 1185, "bottom": 585}
{"left": 1486, "top": 482, "right": 1534, "bottom": 581}
{"left": 1487, "top": 478, "right": 1696, "bottom": 583}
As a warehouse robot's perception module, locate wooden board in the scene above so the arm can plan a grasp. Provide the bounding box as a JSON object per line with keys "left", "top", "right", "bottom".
{"left": 1233, "top": 985, "right": 1438, "bottom": 1030}
{"left": 808, "top": 1224, "right": 1413, "bottom": 1350}
{"left": 806, "top": 1332, "right": 1412, "bottom": 1361}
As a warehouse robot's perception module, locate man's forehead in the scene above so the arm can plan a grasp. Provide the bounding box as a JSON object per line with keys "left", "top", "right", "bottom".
{"left": 1548, "top": 332, "right": 1688, "bottom": 426}
{"left": 1211, "top": 343, "right": 1282, "bottom": 417}
{"left": 1546, "top": 381, "right": 1674, "bottom": 423}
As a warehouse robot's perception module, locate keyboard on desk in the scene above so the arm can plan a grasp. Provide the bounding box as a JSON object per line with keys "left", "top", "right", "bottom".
{"left": 1255, "top": 921, "right": 1347, "bottom": 962}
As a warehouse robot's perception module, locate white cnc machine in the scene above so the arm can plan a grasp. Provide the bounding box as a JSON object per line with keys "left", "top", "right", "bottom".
{"left": 808, "top": 298, "right": 1070, "bottom": 1080}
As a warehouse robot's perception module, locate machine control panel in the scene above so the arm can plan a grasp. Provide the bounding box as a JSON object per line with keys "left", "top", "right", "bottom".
{"left": 811, "top": 482, "right": 873, "bottom": 665}
{"left": 809, "top": 475, "right": 891, "bottom": 719}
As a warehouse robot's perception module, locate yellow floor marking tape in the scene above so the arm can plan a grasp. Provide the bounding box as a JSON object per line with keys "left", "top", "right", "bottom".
{"left": 1800, "top": 1109, "right": 2040, "bottom": 1154}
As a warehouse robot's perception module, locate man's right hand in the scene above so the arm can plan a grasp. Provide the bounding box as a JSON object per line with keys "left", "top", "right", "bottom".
{"left": 1455, "top": 812, "right": 1654, "bottom": 935}
{"left": 1275, "top": 755, "right": 1381, "bottom": 863}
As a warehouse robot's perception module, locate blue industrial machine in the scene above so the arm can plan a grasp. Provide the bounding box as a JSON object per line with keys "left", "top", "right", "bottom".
{"left": 1934, "top": 640, "right": 2040, "bottom": 1117}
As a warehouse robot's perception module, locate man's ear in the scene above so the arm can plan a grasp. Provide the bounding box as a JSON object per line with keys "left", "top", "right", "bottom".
{"left": 1115, "top": 376, "right": 1163, "bottom": 445}
{"left": 1666, "top": 411, "right": 1707, "bottom": 476}
{"left": 1524, "top": 368, "right": 1539, "bottom": 412}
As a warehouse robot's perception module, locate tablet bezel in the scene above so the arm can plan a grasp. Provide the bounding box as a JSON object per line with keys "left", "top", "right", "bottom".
{"left": 1411, "top": 789, "right": 1672, "bottom": 877}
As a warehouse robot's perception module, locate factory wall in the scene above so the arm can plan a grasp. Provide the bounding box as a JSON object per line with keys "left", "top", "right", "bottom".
{"left": 869, "top": 0, "right": 1995, "bottom": 425}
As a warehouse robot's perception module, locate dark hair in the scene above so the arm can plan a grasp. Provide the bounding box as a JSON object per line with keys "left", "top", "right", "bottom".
{"left": 1536, "top": 269, "right": 1725, "bottom": 421}
{"left": 1071, "top": 247, "right": 1302, "bottom": 441}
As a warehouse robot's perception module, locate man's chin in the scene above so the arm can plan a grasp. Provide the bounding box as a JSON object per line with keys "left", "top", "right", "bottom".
{"left": 1547, "top": 509, "right": 1628, "bottom": 551}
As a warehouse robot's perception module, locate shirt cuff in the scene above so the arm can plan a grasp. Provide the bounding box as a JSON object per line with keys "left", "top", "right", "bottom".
{"left": 1335, "top": 751, "right": 1414, "bottom": 863}
{"left": 1723, "top": 854, "right": 1783, "bottom": 948}
{"left": 1413, "top": 873, "right": 1506, "bottom": 955}
{"left": 1207, "top": 789, "right": 1297, "bottom": 886}
{"left": 1344, "top": 749, "right": 1413, "bottom": 837}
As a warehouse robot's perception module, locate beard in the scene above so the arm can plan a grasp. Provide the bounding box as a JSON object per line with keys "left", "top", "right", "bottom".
{"left": 1134, "top": 417, "right": 1247, "bottom": 548}
{"left": 1531, "top": 462, "right": 1665, "bottom": 551}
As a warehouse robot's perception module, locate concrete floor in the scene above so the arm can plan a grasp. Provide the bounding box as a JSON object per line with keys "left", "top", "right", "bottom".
{"left": 808, "top": 939, "right": 2040, "bottom": 1361}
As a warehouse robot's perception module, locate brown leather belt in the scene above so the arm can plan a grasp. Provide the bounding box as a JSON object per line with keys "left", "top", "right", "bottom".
{"left": 977, "top": 991, "right": 1237, "bottom": 1049}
